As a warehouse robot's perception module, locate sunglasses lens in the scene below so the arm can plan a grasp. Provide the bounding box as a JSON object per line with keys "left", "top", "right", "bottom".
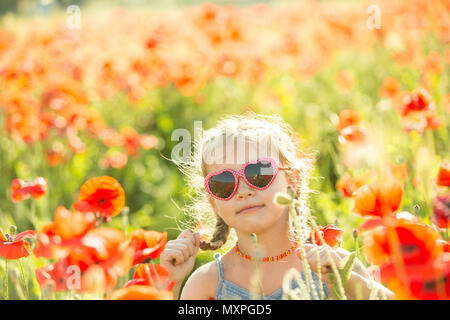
{"left": 244, "top": 160, "right": 274, "bottom": 188}
{"left": 208, "top": 171, "right": 235, "bottom": 199}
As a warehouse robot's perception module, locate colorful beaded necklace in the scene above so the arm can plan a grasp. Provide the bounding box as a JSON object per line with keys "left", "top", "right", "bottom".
{"left": 234, "top": 242, "right": 298, "bottom": 262}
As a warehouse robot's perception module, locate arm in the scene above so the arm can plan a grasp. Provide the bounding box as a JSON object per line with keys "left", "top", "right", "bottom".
{"left": 179, "top": 261, "right": 218, "bottom": 300}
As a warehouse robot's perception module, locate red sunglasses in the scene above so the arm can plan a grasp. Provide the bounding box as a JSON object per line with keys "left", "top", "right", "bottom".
{"left": 204, "top": 157, "right": 291, "bottom": 201}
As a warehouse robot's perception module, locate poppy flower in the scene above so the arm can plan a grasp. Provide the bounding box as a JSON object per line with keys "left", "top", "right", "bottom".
{"left": 34, "top": 206, "right": 96, "bottom": 259}
{"left": 336, "top": 173, "right": 369, "bottom": 197}
{"left": 437, "top": 162, "right": 450, "bottom": 187}
{"left": 362, "top": 212, "right": 442, "bottom": 266}
{"left": 73, "top": 176, "right": 125, "bottom": 222}
{"left": 36, "top": 257, "right": 72, "bottom": 291}
{"left": 310, "top": 224, "right": 344, "bottom": 249}
{"left": 100, "top": 128, "right": 125, "bottom": 148}
{"left": 139, "top": 134, "right": 158, "bottom": 150}
{"left": 10, "top": 177, "right": 47, "bottom": 203}
{"left": 120, "top": 127, "right": 141, "bottom": 156}
{"left": 400, "top": 88, "right": 434, "bottom": 116}
{"left": 0, "top": 228, "right": 36, "bottom": 260}
{"left": 336, "top": 109, "right": 362, "bottom": 132}
{"left": 99, "top": 152, "right": 128, "bottom": 170}
{"left": 338, "top": 125, "right": 367, "bottom": 144}
{"left": 353, "top": 180, "right": 403, "bottom": 217}
{"left": 127, "top": 229, "right": 167, "bottom": 264}
{"left": 421, "top": 51, "right": 444, "bottom": 75}
{"left": 380, "top": 253, "right": 450, "bottom": 300}
{"left": 37, "top": 228, "right": 135, "bottom": 293}
{"left": 386, "top": 162, "right": 409, "bottom": 182}
{"left": 433, "top": 195, "right": 450, "bottom": 230}
{"left": 379, "top": 76, "right": 401, "bottom": 99}
{"left": 105, "top": 285, "right": 173, "bottom": 300}
{"left": 124, "top": 263, "right": 175, "bottom": 291}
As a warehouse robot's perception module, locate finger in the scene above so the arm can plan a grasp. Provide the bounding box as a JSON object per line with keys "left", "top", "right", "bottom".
{"left": 165, "top": 243, "right": 192, "bottom": 260}
{"left": 174, "top": 238, "right": 196, "bottom": 255}
{"left": 178, "top": 229, "right": 196, "bottom": 245}
{"left": 193, "top": 232, "right": 200, "bottom": 248}
{"left": 161, "top": 248, "right": 185, "bottom": 266}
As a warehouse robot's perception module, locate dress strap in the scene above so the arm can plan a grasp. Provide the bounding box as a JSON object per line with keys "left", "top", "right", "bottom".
{"left": 213, "top": 252, "right": 225, "bottom": 279}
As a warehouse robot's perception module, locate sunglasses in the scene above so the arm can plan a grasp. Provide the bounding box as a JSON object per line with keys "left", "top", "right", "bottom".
{"left": 204, "top": 157, "right": 291, "bottom": 201}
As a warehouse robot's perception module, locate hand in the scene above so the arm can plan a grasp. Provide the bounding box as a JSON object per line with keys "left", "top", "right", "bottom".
{"left": 296, "top": 244, "right": 373, "bottom": 298}
{"left": 296, "top": 244, "right": 344, "bottom": 286}
{"left": 160, "top": 229, "right": 200, "bottom": 284}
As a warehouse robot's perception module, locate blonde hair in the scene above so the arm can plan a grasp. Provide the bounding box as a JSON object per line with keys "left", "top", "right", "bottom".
{"left": 176, "top": 112, "right": 316, "bottom": 251}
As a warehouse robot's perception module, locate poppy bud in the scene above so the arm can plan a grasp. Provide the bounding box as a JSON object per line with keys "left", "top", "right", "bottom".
{"left": 250, "top": 233, "right": 258, "bottom": 246}
{"left": 9, "top": 225, "right": 17, "bottom": 236}
{"left": 352, "top": 228, "right": 359, "bottom": 239}
{"left": 413, "top": 204, "right": 420, "bottom": 215}
{"left": 274, "top": 192, "right": 292, "bottom": 206}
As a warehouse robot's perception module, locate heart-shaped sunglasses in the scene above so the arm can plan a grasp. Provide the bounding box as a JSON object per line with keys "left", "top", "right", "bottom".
{"left": 204, "top": 157, "right": 291, "bottom": 200}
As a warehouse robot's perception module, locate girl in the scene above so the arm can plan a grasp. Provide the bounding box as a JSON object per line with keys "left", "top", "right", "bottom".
{"left": 160, "top": 113, "right": 394, "bottom": 300}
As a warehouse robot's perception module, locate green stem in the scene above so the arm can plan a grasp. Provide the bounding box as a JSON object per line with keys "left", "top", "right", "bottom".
{"left": 19, "top": 259, "right": 28, "bottom": 299}
{"left": 4, "top": 260, "right": 8, "bottom": 300}
{"left": 31, "top": 201, "right": 37, "bottom": 229}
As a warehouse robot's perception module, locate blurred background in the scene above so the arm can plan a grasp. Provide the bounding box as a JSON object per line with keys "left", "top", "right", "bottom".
{"left": 0, "top": 0, "right": 448, "bottom": 299}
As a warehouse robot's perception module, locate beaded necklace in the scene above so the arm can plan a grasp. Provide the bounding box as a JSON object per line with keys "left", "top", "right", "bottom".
{"left": 234, "top": 242, "right": 298, "bottom": 262}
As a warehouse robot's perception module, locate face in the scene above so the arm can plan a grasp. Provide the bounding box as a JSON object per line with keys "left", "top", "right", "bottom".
{"left": 204, "top": 143, "right": 294, "bottom": 235}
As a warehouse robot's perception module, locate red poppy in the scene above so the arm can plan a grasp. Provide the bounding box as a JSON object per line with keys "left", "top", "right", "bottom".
{"left": 37, "top": 227, "right": 135, "bottom": 293}
{"left": 379, "top": 76, "right": 401, "bottom": 99}
{"left": 139, "top": 134, "right": 158, "bottom": 150}
{"left": 338, "top": 125, "right": 367, "bottom": 144}
{"left": 433, "top": 195, "right": 450, "bottom": 230}
{"left": 437, "top": 162, "right": 450, "bottom": 187}
{"left": 120, "top": 127, "right": 141, "bottom": 156}
{"left": 336, "top": 173, "right": 370, "bottom": 197}
{"left": 35, "top": 257, "right": 72, "bottom": 291}
{"left": 310, "top": 224, "right": 344, "bottom": 249}
{"left": 100, "top": 128, "right": 125, "bottom": 148}
{"left": 362, "top": 212, "right": 442, "bottom": 266}
{"left": 400, "top": 88, "right": 433, "bottom": 116}
{"left": 336, "top": 109, "right": 361, "bottom": 132}
{"left": 105, "top": 285, "right": 173, "bottom": 300}
{"left": 386, "top": 162, "right": 409, "bottom": 181}
{"left": 353, "top": 180, "right": 403, "bottom": 217}
{"left": 0, "top": 228, "right": 36, "bottom": 260}
{"left": 380, "top": 253, "right": 450, "bottom": 300}
{"left": 34, "top": 207, "right": 96, "bottom": 259}
{"left": 127, "top": 229, "right": 167, "bottom": 264}
{"left": 10, "top": 177, "right": 47, "bottom": 203}
{"left": 421, "top": 51, "right": 444, "bottom": 75}
{"left": 124, "top": 263, "right": 175, "bottom": 291}
{"left": 99, "top": 152, "right": 128, "bottom": 170}
{"left": 73, "top": 176, "right": 125, "bottom": 222}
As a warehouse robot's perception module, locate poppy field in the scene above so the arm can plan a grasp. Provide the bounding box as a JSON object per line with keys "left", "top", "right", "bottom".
{"left": 0, "top": 0, "right": 449, "bottom": 300}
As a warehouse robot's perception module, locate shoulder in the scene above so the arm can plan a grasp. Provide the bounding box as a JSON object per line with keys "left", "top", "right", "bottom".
{"left": 179, "top": 258, "right": 220, "bottom": 300}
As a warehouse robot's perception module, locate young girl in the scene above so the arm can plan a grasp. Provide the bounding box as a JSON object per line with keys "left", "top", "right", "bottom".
{"left": 160, "top": 113, "right": 394, "bottom": 300}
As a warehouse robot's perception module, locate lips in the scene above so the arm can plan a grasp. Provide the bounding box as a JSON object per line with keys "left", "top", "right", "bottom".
{"left": 237, "top": 204, "right": 265, "bottom": 214}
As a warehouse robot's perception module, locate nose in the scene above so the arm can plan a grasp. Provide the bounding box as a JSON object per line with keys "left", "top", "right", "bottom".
{"left": 235, "top": 177, "right": 255, "bottom": 200}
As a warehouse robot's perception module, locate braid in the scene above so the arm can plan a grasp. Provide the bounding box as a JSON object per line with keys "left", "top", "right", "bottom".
{"left": 199, "top": 215, "right": 230, "bottom": 251}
